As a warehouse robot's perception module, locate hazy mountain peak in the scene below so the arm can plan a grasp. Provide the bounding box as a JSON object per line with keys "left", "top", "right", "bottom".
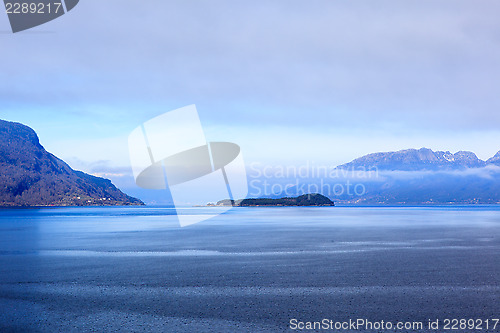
{"left": 338, "top": 147, "right": 487, "bottom": 171}
{"left": 453, "top": 150, "right": 481, "bottom": 163}
{"left": 487, "top": 151, "right": 500, "bottom": 165}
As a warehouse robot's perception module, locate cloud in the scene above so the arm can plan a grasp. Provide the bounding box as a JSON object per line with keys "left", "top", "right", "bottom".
{"left": 1, "top": 0, "right": 500, "bottom": 130}
{"left": 2, "top": 0, "right": 500, "bottom": 185}
{"left": 374, "top": 165, "right": 500, "bottom": 181}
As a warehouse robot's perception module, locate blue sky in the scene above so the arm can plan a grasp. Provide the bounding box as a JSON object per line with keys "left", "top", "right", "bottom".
{"left": 1, "top": 0, "right": 500, "bottom": 200}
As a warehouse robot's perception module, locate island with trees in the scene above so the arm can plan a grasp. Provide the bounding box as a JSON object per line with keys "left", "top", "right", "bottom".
{"left": 212, "top": 193, "right": 334, "bottom": 207}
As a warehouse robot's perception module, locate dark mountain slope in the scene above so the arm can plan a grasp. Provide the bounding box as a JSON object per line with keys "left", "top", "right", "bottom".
{"left": 0, "top": 119, "right": 143, "bottom": 207}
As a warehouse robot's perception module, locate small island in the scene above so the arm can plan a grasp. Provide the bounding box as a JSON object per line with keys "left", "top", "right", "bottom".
{"left": 211, "top": 193, "right": 334, "bottom": 207}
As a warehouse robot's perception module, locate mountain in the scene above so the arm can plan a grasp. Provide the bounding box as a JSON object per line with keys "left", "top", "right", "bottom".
{"left": 0, "top": 119, "right": 143, "bottom": 207}
{"left": 331, "top": 147, "right": 500, "bottom": 205}
{"left": 487, "top": 151, "right": 500, "bottom": 165}
{"left": 215, "top": 194, "right": 335, "bottom": 207}
{"left": 338, "top": 148, "right": 486, "bottom": 170}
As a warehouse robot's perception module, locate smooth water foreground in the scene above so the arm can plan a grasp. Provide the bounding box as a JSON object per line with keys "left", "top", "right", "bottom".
{"left": 0, "top": 206, "right": 499, "bottom": 332}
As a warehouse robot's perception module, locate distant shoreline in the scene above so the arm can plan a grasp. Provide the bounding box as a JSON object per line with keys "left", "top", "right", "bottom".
{"left": 0, "top": 204, "right": 147, "bottom": 209}
{"left": 1, "top": 203, "right": 498, "bottom": 210}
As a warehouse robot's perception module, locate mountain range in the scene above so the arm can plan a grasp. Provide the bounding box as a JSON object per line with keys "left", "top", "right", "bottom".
{"left": 0, "top": 119, "right": 143, "bottom": 207}
{"left": 333, "top": 147, "right": 500, "bottom": 204}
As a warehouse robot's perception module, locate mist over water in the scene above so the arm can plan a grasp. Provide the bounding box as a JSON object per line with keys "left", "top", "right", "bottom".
{"left": 0, "top": 206, "right": 499, "bottom": 332}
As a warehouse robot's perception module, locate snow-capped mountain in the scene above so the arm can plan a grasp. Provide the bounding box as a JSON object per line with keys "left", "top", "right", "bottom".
{"left": 338, "top": 147, "right": 490, "bottom": 170}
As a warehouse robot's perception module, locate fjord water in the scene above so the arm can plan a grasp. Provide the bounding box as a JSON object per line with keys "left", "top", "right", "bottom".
{"left": 0, "top": 206, "right": 498, "bottom": 332}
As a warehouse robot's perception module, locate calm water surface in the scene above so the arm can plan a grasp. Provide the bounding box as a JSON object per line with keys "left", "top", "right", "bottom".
{"left": 0, "top": 206, "right": 499, "bottom": 332}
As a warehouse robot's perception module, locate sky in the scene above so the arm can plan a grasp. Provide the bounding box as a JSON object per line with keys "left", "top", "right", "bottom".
{"left": 1, "top": 0, "right": 500, "bottom": 201}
